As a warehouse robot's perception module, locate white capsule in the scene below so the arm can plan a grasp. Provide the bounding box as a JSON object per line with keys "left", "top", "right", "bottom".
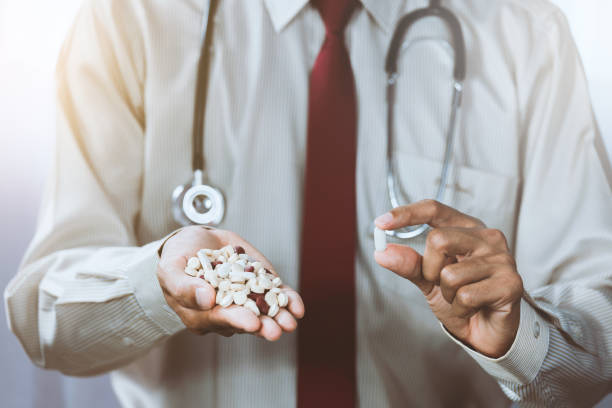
{"left": 230, "top": 274, "right": 246, "bottom": 283}
{"left": 197, "top": 250, "right": 213, "bottom": 271}
{"left": 267, "top": 303, "right": 279, "bottom": 318}
{"left": 184, "top": 266, "right": 198, "bottom": 277}
{"left": 251, "top": 261, "right": 263, "bottom": 271}
{"left": 251, "top": 283, "right": 265, "bottom": 294}
{"left": 216, "top": 263, "right": 230, "bottom": 278}
{"left": 270, "top": 287, "right": 282, "bottom": 294}
{"left": 230, "top": 283, "right": 246, "bottom": 291}
{"left": 222, "top": 245, "right": 235, "bottom": 257}
{"left": 216, "top": 255, "right": 227, "bottom": 263}
{"left": 204, "top": 269, "right": 216, "bottom": 283}
{"left": 216, "top": 290, "right": 226, "bottom": 305}
{"left": 231, "top": 263, "right": 244, "bottom": 274}
{"left": 233, "top": 291, "right": 247, "bottom": 305}
{"left": 244, "top": 299, "right": 260, "bottom": 316}
{"left": 265, "top": 291, "right": 278, "bottom": 306}
{"left": 228, "top": 253, "right": 239, "bottom": 263}
{"left": 277, "top": 292, "right": 289, "bottom": 308}
{"left": 220, "top": 293, "right": 233, "bottom": 308}
{"left": 241, "top": 271, "right": 256, "bottom": 280}
{"left": 187, "top": 257, "right": 201, "bottom": 270}
{"left": 236, "top": 259, "right": 247, "bottom": 267}
{"left": 272, "top": 276, "right": 282, "bottom": 287}
{"left": 239, "top": 254, "right": 249, "bottom": 260}
{"left": 374, "top": 226, "right": 387, "bottom": 252}
{"left": 259, "top": 277, "right": 273, "bottom": 290}
{"left": 218, "top": 279, "right": 231, "bottom": 292}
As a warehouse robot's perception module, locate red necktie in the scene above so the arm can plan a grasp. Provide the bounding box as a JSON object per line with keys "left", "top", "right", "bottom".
{"left": 298, "top": 0, "right": 358, "bottom": 406}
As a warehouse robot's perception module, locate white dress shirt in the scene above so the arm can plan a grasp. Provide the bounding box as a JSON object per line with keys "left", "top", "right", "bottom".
{"left": 4, "top": 0, "right": 612, "bottom": 407}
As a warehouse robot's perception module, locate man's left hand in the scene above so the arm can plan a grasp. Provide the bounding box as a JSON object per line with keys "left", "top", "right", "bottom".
{"left": 374, "top": 199, "right": 524, "bottom": 358}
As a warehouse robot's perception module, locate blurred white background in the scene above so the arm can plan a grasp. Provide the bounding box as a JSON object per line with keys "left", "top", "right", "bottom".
{"left": 0, "top": 1, "right": 610, "bottom": 407}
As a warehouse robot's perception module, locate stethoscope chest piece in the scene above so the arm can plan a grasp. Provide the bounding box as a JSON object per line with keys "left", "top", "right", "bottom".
{"left": 172, "top": 170, "right": 225, "bottom": 226}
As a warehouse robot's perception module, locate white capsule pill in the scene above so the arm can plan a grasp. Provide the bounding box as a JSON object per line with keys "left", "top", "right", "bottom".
{"left": 244, "top": 299, "right": 260, "bottom": 316}
{"left": 228, "top": 253, "right": 239, "bottom": 263}
{"left": 204, "top": 269, "right": 216, "bottom": 282}
{"left": 251, "top": 283, "right": 265, "bottom": 294}
{"left": 197, "top": 251, "right": 213, "bottom": 271}
{"left": 230, "top": 283, "right": 246, "bottom": 291}
{"left": 251, "top": 261, "right": 263, "bottom": 271}
{"left": 272, "top": 276, "right": 282, "bottom": 287}
{"left": 265, "top": 291, "right": 278, "bottom": 306}
{"left": 238, "top": 254, "right": 249, "bottom": 260}
{"left": 231, "top": 263, "right": 244, "bottom": 274}
{"left": 218, "top": 280, "right": 231, "bottom": 292}
{"left": 216, "top": 263, "right": 230, "bottom": 278}
{"left": 233, "top": 291, "right": 247, "bottom": 305}
{"left": 270, "top": 287, "right": 281, "bottom": 294}
{"left": 236, "top": 259, "right": 247, "bottom": 267}
{"left": 222, "top": 245, "right": 234, "bottom": 257}
{"left": 230, "top": 274, "right": 246, "bottom": 283}
{"left": 277, "top": 292, "right": 289, "bottom": 307}
{"left": 187, "top": 257, "right": 201, "bottom": 270}
{"left": 259, "top": 277, "right": 273, "bottom": 290}
{"left": 220, "top": 293, "right": 233, "bottom": 308}
{"left": 184, "top": 266, "right": 198, "bottom": 277}
{"left": 216, "top": 255, "right": 227, "bottom": 263}
{"left": 267, "top": 303, "right": 279, "bottom": 318}
{"left": 247, "top": 277, "right": 257, "bottom": 289}
{"left": 374, "top": 226, "right": 387, "bottom": 252}
{"left": 216, "top": 290, "right": 226, "bottom": 305}
{"left": 242, "top": 271, "right": 256, "bottom": 280}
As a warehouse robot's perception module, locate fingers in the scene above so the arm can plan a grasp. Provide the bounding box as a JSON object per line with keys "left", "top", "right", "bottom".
{"left": 375, "top": 199, "right": 485, "bottom": 231}
{"left": 374, "top": 243, "right": 433, "bottom": 294}
{"left": 282, "top": 287, "right": 305, "bottom": 319}
{"left": 439, "top": 261, "right": 495, "bottom": 304}
{"left": 451, "top": 272, "right": 523, "bottom": 318}
{"left": 422, "top": 227, "right": 510, "bottom": 283}
{"left": 274, "top": 308, "right": 298, "bottom": 332}
{"left": 256, "top": 316, "right": 283, "bottom": 341}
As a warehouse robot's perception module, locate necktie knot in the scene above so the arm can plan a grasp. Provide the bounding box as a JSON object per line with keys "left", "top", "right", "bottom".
{"left": 313, "top": 0, "right": 357, "bottom": 35}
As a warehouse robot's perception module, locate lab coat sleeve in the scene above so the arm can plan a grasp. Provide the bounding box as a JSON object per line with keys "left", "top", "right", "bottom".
{"left": 444, "top": 9, "right": 612, "bottom": 407}
{"left": 3, "top": 0, "right": 185, "bottom": 376}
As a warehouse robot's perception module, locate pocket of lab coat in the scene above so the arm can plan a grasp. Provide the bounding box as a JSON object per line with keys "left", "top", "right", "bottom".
{"left": 392, "top": 152, "right": 519, "bottom": 235}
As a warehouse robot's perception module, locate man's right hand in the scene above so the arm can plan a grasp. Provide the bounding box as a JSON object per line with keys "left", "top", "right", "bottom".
{"left": 158, "top": 226, "right": 305, "bottom": 341}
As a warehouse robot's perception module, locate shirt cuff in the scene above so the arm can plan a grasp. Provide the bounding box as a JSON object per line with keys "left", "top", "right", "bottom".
{"left": 441, "top": 298, "right": 549, "bottom": 385}
{"left": 123, "top": 239, "right": 186, "bottom": 335}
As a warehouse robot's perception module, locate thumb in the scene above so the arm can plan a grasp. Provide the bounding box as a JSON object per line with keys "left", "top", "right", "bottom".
{"left": 374, "top": 244, "right": 434, "bottom": 295}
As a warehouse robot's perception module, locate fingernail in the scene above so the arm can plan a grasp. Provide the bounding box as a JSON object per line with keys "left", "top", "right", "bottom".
{"left": 375, "top": 212, "right": 393, "bottom": 227}
{"left": 196, "top": 287, "right": 211, "bottom": 310}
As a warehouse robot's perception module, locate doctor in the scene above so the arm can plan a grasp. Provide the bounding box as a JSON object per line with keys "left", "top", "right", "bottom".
{"left": 5, "top": 0, "right": 612, "bottom": 407}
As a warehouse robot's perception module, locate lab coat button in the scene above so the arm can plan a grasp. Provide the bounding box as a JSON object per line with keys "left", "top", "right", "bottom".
{"left": 534, "top": 322, "right": 540, "bottom": 339}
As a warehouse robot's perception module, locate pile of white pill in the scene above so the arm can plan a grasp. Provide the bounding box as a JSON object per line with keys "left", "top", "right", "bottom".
{"left": 184, "top": 245, "right": 288, "bottom": 317}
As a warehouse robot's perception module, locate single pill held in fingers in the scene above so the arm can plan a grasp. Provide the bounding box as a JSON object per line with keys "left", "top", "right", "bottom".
{"left": 374, "top": 226, "right": 387, "bottom": 252}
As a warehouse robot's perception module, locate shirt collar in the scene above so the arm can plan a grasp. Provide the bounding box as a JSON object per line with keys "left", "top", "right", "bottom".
{"left": 263, "top": 0, "right": 406, "bottom": 33}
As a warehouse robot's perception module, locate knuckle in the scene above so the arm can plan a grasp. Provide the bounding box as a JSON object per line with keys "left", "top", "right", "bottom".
{"left": 484, "top": 229, "right": 507, "bottom": 245}
{"left": 426, "top": 229, "right": 448, "bottom": 250}
{"left": 455, "top": 288, "right": 474, "bottom": 307}
{"left": 440, "top": 265, "right": 459, "bottom": 288}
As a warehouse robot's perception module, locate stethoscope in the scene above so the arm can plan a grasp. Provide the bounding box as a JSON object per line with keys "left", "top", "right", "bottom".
{"left": 173, "top": 0, "right": 466, "bottom": 241}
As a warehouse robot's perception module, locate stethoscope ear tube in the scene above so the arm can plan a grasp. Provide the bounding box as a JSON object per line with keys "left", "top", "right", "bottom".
{"left": 172, "top": 0, "right": 225, "bottom": 227}
{"left": 384, "top": 3, "right": 466, "bottom": 239}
